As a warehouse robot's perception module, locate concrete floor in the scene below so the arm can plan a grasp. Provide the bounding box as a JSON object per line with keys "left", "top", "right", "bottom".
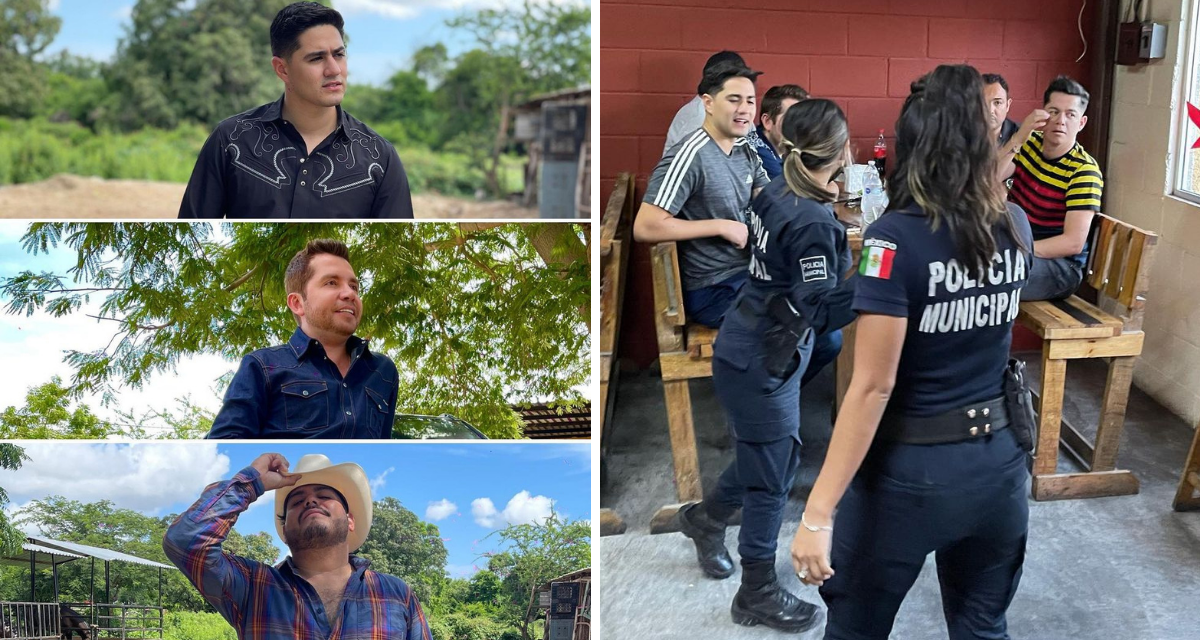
{"left": 598, "top": 354, "right": 1200, "bottom": 639}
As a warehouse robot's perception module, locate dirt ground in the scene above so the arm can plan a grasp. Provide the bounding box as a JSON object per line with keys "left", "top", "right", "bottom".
{"left": 0, "top": 175, "right": 538, "bottom": 219}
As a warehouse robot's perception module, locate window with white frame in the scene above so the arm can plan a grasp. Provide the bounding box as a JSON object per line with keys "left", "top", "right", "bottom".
{"left": 1175, "top": 0, "right": 1200, "bottom": 202}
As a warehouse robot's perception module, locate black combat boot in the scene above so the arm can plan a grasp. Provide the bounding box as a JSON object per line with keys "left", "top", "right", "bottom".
{"left": 731, "top": 560, "right": 822, "bottom": 632}
{"left": 673, "top": 502, "right": 734, "bottom": 579}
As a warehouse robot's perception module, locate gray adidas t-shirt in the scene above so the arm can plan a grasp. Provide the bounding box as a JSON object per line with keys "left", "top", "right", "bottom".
{"left": 644, "top": 127, "right": 770, "bottom": 290}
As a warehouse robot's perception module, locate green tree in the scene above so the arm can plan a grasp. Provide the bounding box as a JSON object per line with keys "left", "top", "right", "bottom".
{"left": 356, "top": 497, "right": 448, "bottom": 605}
{"left": 0, "top": 376, "right": 118, "bottom": 439}
{"left": 0, "top": 444, "right": 29, "bottom": 555}
{"left": 448, "top": 0, "right": 590, "bottom": 195}
{"left": 223, "top": 529, "right": 280, "bottom": 565}
{"left": 101, "top": 0, "right": 303, "bottom": 130}
{"left": 0, "top": 222, "right": 589, "bottom": 437}
{"left": 483, "top": 513, "right": 589, "bottom": 640}
{"left": 0, "top": 0, "right": 61, "bottom": 118}
{"left": 0, "top": 0, "right": 61, "bottom": 59}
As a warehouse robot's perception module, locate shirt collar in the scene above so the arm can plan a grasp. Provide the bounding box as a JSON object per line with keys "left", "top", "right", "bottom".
{"left": 287, "top": 327, "right": 370, "bottom": 360}
{"left": 264, "top": 94, "right": 348, "bottom": 134}
{"left": 754, "top": 125, "right": 779, "bottom": 158}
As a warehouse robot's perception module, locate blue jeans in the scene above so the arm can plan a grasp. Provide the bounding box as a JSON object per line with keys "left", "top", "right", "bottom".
{"left": 683, "top": 272, "right": 748, "bottom": 328}
{"left": 1023, "top": 256, "right": 1083, "bottom": 301}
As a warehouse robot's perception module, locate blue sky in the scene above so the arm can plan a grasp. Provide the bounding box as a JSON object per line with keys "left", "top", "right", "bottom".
{"left": 43, "top": 0, "right": 585, "bottom": 87}
{"left": 0, "top": 441, "right": 591, "bottom": 578}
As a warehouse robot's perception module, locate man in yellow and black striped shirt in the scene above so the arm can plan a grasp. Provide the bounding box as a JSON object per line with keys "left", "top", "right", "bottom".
{"left": 998, "top": 76, "right": 1102, "bottom": 300}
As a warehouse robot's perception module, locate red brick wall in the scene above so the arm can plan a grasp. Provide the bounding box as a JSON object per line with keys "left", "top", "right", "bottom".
{"left": 601, "top": 0, "right": 1098, "bottom": 367}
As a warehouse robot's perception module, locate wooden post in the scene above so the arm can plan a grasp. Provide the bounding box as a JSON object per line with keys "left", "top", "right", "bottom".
{"left": 1091, "top": 356, "right": 1135, "bottom": 471}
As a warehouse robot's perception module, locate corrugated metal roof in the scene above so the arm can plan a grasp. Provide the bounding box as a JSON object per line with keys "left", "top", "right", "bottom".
{"left": 26, "top": 536, "right": 175, "bottom": 570}
{"left": 518, "top": 402, "right": 591, "bottom": 439}
{"left": 0, "top": 542, "right": 85, "bottom": 568}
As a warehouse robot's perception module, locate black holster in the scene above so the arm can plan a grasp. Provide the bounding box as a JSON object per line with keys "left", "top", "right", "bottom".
{"left": 1003, "top": 358, "right": 1038, "bottom": 454}
{"left": 762, "top": 294, "right": 812, "bottom": 378}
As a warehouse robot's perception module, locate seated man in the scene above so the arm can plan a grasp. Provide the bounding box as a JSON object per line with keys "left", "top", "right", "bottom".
{"left": 745, "top": 84, "right": 809, "bottom": 179}
{"left": 983, "top": 73, "right": 1020, "bottom": 146}
{"left": 663, "top": 50, "right": 749, "bottom": 154}
{"left": 206, "top": 239, "right": 399, "bottom": 438}
{"left": 999, "top": 76, "right": 1102, "bottom": 301}
{"left": 638, "top": 62, "right": 839, "bottom": 385}
{"left": 636, "top": 61, "right": 768, "bottom": 328}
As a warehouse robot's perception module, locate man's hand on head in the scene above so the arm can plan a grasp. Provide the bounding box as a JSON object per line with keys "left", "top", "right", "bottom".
{"left": 250, "top": 453, "right": 302, "bottom": 492}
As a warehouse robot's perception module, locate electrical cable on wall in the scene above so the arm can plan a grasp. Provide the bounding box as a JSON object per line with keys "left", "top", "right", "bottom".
{"left": 1076, "top": 0, "right": 1089, "bottom": 63}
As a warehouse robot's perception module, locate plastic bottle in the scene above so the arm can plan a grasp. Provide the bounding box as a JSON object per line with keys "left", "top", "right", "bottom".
{"left": 861, "top": 160, "right": 888, "bottom": 227}
{"left": 873, "top": 129, "right": 888, "bottom": 178}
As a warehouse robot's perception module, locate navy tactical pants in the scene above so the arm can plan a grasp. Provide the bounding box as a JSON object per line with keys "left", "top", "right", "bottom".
{"left": 705, "top": 435, "right": 802, "bottom": 563}
{"left": 820, "top": 429, "right": 1030, "bottom": 640}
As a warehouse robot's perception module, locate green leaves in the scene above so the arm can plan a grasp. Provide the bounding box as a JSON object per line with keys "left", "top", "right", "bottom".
{"left": 0, "top": 222, "right": 589, "bottom": 437}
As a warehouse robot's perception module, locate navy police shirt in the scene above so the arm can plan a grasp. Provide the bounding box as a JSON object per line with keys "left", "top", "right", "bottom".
{"left": 853, "top": 203, "right": 1034, "bottom": 416}
{"left": 743, "top": 179, "right": 857, "bottom": 335}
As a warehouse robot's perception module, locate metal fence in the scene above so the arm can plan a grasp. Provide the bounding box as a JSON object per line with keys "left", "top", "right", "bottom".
{"left": 0, "top": 601, "right": 60, "bottom": 640}
{"left": 61, "top": 603, "right": 163, "bottom": 639}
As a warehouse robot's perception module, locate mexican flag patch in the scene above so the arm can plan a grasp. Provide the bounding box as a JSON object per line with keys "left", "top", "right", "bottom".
{"left": 860, "top": 245, "right": 895, "bottom": 279}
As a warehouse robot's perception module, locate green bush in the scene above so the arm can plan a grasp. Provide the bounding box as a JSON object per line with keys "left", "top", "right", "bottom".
{"left": 0, "top": 117, "right": 524, "bottom": 197}
{"left": 163, "top": 611, "right": 236, "bottom": 640}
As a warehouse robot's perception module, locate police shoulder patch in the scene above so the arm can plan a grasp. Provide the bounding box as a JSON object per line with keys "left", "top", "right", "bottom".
{"left": 799, "top": 255, "right": 828, "bottom": 282}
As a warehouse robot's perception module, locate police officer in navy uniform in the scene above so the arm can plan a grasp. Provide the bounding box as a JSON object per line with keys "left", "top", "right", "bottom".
{"left": 790, "top": 65, "right": 1034, "bottom": 640}
{"left": 674, "top": 98, "right": 858, "bottom": 633}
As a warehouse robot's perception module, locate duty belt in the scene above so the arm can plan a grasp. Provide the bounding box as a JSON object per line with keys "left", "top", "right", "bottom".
{"left": 876, "top": 395, "right": 1010, "bottom": 445}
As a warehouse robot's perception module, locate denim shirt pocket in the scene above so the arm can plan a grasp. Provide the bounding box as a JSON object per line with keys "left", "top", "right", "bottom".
{"left": 280, "top": 381, "right": 331, "bottom": 434}
{"left": 364, "top": 387, "right": 392, "bottom": 439}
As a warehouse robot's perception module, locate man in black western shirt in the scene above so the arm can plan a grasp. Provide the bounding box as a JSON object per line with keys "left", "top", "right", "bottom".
{"left": 179, "top": 2, "right": 414, "bottom": 219}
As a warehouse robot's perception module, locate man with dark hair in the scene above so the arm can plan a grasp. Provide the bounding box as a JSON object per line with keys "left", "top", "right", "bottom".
{"left": 1000, "top": 75, "right": 1102, "bottom": 300}
{"left": 207, "top": 239, "right": 399, "bottom": 438}
{"left": 983, "top": 73, "right": 1020, "bottom": 146}
{"left": 635, "top": 62, "right": 769, "bottom": 328}
{"left": 165, "top": 452, "right": 431, "bottom": 639}
{"left": 180, "top": 1, "right": 413, "bottom": 219}
{"left": 663, "top": 50, "right": 748, "bottom": 154}
{"left": 745, "top": 84, "right": 809, "bottom": 179}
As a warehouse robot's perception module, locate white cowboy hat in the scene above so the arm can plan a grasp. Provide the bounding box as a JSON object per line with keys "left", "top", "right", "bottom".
{"left": 274, "top": 454, "right": 373, "bottom": 552}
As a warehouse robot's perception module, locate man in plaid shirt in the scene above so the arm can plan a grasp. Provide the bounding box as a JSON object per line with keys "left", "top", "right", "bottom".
{"left": 164, "top": 452, "right": 432, "bottom": 639}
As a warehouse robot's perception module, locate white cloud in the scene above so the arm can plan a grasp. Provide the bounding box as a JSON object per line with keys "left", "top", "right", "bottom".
{"left": 425, "top": 498, "right": 456, "bottom": 521}
{"left": 0, "top": 443, "right": 230, "bottom": 517}
{"left": 47, "top": 0, "right": 61, "bottom": 10}
{"left": 471, "top": 491, "right": 555, "bottom": 528}
{"left": 471, "top": 497, "right": 498, "bottom": 527}
{"left": 113, "top": 5, "right": 132, "bottom": 19}
{"left": 369, "top": 466, "right": 395, "bottom": 494}
{"left": 500, "top": 490, "right": 554, "bottom": 526}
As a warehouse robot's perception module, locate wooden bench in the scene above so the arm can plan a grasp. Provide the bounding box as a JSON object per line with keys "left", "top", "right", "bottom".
{"left": 599, "top": 174, "right": 634, "bottom": 536}
{"left": 1173, "top": 421, "right": 1200, "bottom": 511}
{"left": 646, "top": 240, "right": 714, "bottom": 531}
{"left": 1017, "top": 212, "right": 1158, "bottom": 501}
{"left": 646, "top": 208, "right": 862, "bottom": 532}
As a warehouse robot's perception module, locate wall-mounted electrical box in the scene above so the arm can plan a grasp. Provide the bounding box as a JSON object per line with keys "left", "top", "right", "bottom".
{"left": 1117, "top": 21, "right": 1167, "bottom": 65}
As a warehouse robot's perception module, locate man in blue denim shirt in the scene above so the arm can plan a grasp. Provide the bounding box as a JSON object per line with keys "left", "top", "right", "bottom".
{"left": 207, "top": 239, "right": 398, "bottom": 438}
